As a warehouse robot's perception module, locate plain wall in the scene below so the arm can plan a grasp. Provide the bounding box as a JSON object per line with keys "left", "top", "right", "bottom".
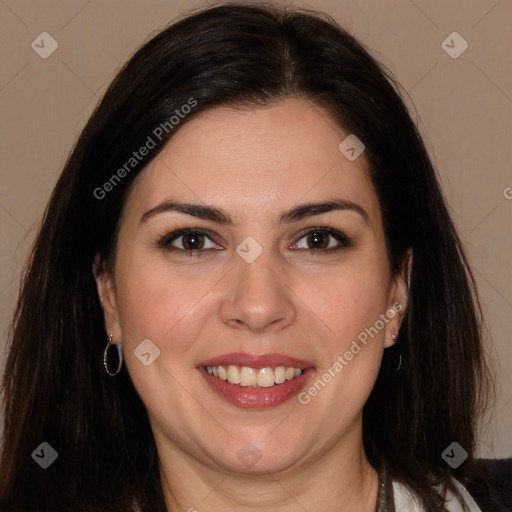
{"left": 0, "top": 0, "right": 511, "bottom": 457}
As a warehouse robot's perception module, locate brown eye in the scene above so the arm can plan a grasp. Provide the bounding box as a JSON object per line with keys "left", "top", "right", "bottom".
{"left": 291, "top": 227, "right": 352, "bottom": 253}
{"left": 306, "top": 231, "right": 330, "bottom": 249}
{"left": 158, "top": 228, "right": 220, "bottom": 256}
{"left": 181, "top": 233, "right": 205, "bottom": 250}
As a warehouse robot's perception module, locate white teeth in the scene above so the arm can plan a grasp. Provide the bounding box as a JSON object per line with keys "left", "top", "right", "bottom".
{"left": 205, "top": 365, "right": 305, "bottom": 387}
{"left": 227, "top": 365, "right": 241, "bottom": 384}
{"left": 218, "top": 365, "right": 228, "bottom": 380}
{"left": 256, "top": 367, "right": 275, "bottom": 387}
{"left": 274, "top": 366, "right": 286, "bottom": 384}
{"left": 240, "top": 366, "right": 257, "bottom": 386}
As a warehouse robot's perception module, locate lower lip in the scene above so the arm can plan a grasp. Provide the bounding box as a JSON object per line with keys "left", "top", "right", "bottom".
{"left": 198, "top": 366, "right": 316, "bottom": 409}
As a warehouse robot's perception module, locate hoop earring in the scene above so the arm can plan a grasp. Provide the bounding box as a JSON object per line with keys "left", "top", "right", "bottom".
{"left": 396, "top": 352, "right": 402, "bottom": 372}
{"left": 390, "top": 334, "right": 402, "bottom": 372}
{"left": 103, "top": 333, "right": 123, "bottom": 376}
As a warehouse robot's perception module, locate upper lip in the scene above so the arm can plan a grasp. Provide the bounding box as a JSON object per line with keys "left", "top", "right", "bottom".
{"left": 197, "top": 352, "right": 314, "bottom": 369}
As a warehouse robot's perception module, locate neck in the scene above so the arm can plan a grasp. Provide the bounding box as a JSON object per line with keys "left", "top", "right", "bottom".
{"left": 156, "top": 421, "right": 379, "bottom": 511}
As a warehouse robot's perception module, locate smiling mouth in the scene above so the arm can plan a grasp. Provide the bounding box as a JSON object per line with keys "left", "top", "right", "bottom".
{"left": 204, "top": 365, "right": 305, "bottom": 388}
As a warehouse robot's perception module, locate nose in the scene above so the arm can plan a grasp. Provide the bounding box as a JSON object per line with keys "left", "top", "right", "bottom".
{"left": 219, "top": 250, "right": 297, "bottom": 333}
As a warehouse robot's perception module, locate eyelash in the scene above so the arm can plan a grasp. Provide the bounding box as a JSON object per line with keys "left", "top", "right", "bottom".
{"left": 156, "top": 226, "right": 352, "bottom": 258}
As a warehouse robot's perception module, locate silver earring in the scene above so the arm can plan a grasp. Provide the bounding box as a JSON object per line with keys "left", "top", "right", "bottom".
{"left": 103, "top": 333, "right": 123, "bottom": 376}
{"left": 396, "top": 352, "right": 402, "bottom": 371}
{"left": 391, "top": 334, "right": 402, "bottom": 371}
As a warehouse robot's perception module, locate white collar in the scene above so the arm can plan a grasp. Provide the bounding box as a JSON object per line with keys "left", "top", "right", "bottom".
{"left": 393, "top": 478, "right": 482, "bottom": 511}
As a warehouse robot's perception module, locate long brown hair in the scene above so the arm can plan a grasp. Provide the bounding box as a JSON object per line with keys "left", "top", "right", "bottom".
{"left": 0, "top": 3, "right": 495, "bottom": 511}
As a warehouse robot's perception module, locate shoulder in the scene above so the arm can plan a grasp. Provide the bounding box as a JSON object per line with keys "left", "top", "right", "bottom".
{"left": 392, "top": 458, "right": 512, "bottom": 512}
{"left": 392, "top": 477, "right": 481, "bottom": 511}
{"left": 468, "top": 457, "right": 512, "bottom": 512}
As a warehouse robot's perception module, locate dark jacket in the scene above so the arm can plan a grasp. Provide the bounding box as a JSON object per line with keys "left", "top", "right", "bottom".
{"left": 469, "top": 458, "right": 512, "bottom": 511}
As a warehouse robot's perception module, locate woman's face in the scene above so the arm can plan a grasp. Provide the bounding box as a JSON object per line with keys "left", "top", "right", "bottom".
{"left": 96, "top": 98, "right": 408, "bottom": 475}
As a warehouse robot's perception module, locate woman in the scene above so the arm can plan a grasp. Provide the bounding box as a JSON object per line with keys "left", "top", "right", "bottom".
{"left": 0, "top": 3, "right": 509, "bottom": 511}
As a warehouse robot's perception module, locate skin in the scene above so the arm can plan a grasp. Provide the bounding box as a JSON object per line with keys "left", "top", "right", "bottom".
{"left": 95, "top": 97, "right": 410, "bottom": 511}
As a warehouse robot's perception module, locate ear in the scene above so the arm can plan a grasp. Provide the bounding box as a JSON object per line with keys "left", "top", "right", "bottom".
{"left": 92, "top": 253, "right": 122, "bottom": 344}
{"left": 384, "top": 247, "right": 412, "bottom": 348}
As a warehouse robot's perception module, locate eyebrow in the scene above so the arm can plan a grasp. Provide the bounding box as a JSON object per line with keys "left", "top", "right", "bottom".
{"left": 140, "top": 198, "right": 369, "bottom": 225}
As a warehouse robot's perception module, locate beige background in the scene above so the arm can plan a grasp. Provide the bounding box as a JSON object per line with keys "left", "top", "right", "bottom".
{"left": 0, "top": 0, "right": 510, "bottom": 458}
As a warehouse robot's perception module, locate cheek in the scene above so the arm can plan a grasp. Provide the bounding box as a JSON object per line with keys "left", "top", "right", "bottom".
{"left": 300, "top": 256, "right": 390, "bottom": 344}
{"left": 294, "top": 252, "right": 390, "bottom": 414}
{"left": 296, "top": 267, "right": 388, "bottom": 427}
{"left": 114, "top": 256, "right": 220, "bottom": 353}
{"left": 113, "top": 259, "right": 218, "bottom": 419}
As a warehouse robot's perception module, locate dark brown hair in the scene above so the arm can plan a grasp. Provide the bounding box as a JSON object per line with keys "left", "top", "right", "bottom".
{"left": 0, "top": 2, "right": 495, "bottom": 511}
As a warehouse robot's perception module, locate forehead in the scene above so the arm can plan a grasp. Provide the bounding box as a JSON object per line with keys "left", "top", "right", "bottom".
{"left": 123, "top": 98, "right": 381, "bottom": 226}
